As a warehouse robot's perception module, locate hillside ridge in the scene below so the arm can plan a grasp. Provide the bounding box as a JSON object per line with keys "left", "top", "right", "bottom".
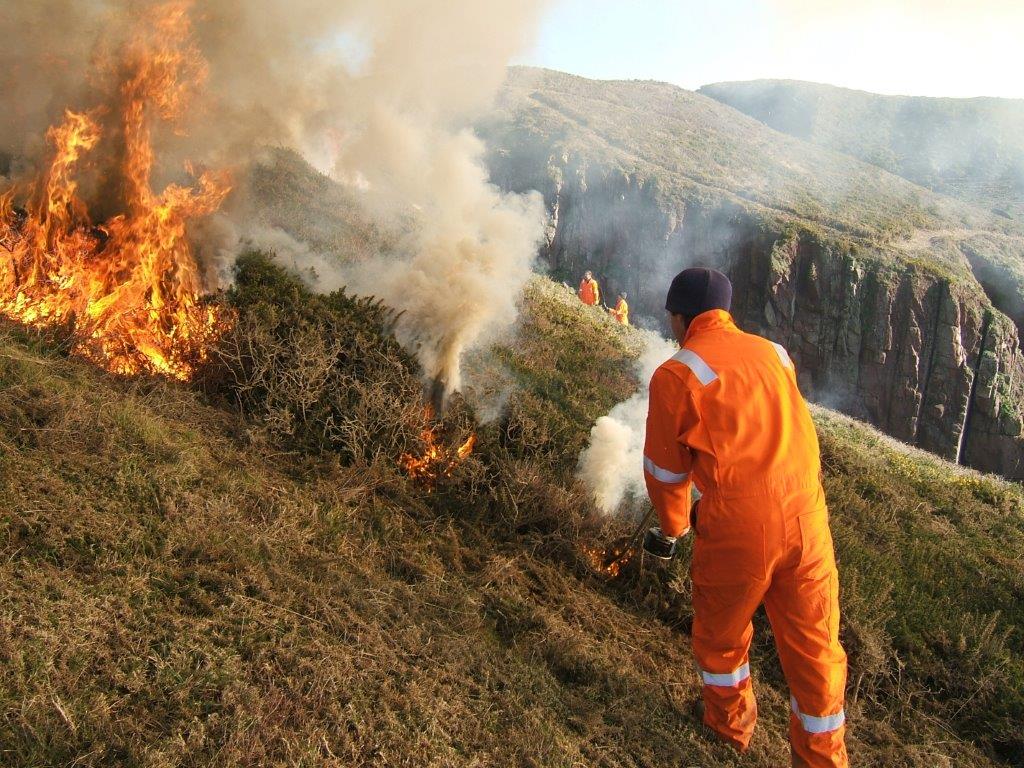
{"left": 699, "top": 78, "right": 1024, "bottom": 222}
{"left": 480, "top": 67, "right": 1024, "bottom": 479}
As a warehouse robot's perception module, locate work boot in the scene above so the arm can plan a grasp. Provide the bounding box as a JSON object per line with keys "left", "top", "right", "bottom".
{"left": 691, "top": 697, "right": 712, "bottom": 736}
{"left": 691, "top": 697, "right": 748, "bottom": 753}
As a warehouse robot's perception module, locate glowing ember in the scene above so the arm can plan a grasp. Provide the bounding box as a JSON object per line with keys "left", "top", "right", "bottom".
{"left": 581, "top": 542, "right": 634, "bottom": 579}
{"left": 0, "top": 0, "right": 231, "bottom": 381}
{"left": 400, "top": 409, "right": 477, "bottom": 486}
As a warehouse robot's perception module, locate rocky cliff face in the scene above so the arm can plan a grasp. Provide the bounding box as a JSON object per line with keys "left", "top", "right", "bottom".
{"left": 488, "top": 150, "right": 1024, "bottom": 479}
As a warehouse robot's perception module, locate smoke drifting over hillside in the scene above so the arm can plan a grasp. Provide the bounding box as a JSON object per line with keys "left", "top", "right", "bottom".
{"left": 0, "top": 0, "right": 548, "bottom": 394}
{"left": 577, "top": 332, "right": 677, "bottom": 514}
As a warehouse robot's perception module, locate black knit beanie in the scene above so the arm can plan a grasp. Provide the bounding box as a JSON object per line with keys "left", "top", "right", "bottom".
{"left": 665, "top": 268, "right": 733, "bottom": 317}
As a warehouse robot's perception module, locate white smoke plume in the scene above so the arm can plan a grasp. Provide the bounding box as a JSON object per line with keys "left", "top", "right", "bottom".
{"left": 338, "top": 129, "right": 545, "bottom": 395}
{"left": 577, "top": 331, "right": 679, "bottom": 514}
{"left": 0, "top": 0, "right": 549, "bottom": 396}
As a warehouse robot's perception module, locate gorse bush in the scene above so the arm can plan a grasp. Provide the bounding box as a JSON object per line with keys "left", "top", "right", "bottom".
{"left": 202, "top": 254, "right": 594, "bottom": 555}
{"left": 203, "top": 252, "right": 427, "bottom": 465}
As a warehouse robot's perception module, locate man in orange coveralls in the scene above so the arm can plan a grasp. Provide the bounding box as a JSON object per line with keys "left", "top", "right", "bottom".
{"left": 609, "top": 291, "right": 630, "bottom": 325}
{"left": 578, "top": 270, "right": 600, "bottom": 306}
{"left": 642, "top": 267, "right": 848, "bottom": 767}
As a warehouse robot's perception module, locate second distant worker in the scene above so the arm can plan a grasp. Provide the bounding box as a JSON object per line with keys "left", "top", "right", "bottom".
{"left": 610, "top": 291, "right": 630, "bottom": 325}
{"left": 578, "top": 270, "right": 600, "bottom": 306}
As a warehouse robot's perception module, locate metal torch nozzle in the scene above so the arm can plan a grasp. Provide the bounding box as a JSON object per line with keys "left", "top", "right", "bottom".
{"left": 427, "top": 375, "right": 448, "bottom": 418}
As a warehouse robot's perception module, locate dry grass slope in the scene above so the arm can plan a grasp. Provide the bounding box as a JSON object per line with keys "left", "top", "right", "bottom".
{"left": 0, "top": 259, "right": 1021, "bottom": 767}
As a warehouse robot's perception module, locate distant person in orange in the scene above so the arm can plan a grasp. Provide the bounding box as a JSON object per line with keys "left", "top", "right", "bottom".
{"left": 610, "top": 291, "right": 630, "bottom": 325}
{"left": 578, "top": 270, "right": 600, "bottom": 306}
{"left": 642, "top": 268, "right": 848, "bottom": 767}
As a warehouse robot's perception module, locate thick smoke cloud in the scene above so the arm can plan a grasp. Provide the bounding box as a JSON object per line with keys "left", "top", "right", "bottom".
{"left": 0, "top": 0, "right": 549, "bottom": 395}
{"left": 577, "top": 331, "right": 678, "bottom": 514}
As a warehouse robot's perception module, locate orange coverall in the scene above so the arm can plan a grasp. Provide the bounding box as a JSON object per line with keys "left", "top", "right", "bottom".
{"left": 578, "top": 277, "right": 600, "bottom": 306}
{"left": 644, "top": 310, "right": 848, "bottom": 768}
{"left": 610, "top": 297, "right": 630, "bottom": 325}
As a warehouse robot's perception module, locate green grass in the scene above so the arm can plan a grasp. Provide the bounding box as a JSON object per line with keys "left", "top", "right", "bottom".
{"left": 0, "top": 262, "right": 1021, "bottom": 766}
{"left": 814, "top": 408, "right": 1024, "bottom": 757}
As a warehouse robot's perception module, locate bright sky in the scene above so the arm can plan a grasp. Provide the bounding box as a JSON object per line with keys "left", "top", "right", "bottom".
{"left": 520, "top": 0, "right": 1024, "bottom": 98}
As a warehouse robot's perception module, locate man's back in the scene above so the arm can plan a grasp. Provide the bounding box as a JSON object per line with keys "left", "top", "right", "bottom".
{"left": 661, "top": 310, "right": 821, "bottom": 499}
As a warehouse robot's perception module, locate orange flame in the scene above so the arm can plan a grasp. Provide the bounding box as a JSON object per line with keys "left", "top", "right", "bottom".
{"left": 0, "top": 0, "right": 230, "bottom": 380}
{"left": 400, "top": 409, "right": 477, "bottom": 487}
{"left": 581, "top": 542, "right": 634, "bottom": 579}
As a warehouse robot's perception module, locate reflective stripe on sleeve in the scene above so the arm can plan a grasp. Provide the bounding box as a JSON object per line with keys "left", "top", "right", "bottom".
{"left": 672, "top": 348, "right": 718, "bottom": 386}
{"left": 700, "top": 662, "right": 750, "bottom": 687}
{"left": 790, "top": 696, "right": 845, "bottom": 734}
{"left": 643, "top": 455, "right": 688, "bottom": 484}
{"left": 772, "top": 342, "right": 794, "bottom": 369}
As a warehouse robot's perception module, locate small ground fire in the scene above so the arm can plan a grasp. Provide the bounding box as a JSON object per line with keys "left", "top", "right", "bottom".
{"left": 400, "top": 408, "right": 477, "bottom": 487}
{"left": 0, "top": 0, "right": 230, "bottom": 381}
{"left": 581, "top": 542, "right": 634, "bottom": 579}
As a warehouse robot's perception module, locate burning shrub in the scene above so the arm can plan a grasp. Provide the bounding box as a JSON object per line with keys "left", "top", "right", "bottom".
{"left": 0, "top": 2, "right": 231, "bottom": 381}
{"left": 202, "top": 253, "right": 426, "bottom": 465}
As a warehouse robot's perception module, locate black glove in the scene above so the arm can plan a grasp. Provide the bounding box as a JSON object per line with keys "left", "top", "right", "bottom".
{"left": 642, "top": 527, "right": 678, "bottom": 560}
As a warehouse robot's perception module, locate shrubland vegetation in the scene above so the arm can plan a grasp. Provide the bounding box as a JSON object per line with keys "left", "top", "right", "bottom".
{"left": 0, "top": 255, "right": 1021, "bottom": 766}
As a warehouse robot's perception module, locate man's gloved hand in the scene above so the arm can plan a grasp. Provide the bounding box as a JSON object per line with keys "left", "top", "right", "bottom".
{"left": 642, "top": 527, "right": 678, "bottom": 560}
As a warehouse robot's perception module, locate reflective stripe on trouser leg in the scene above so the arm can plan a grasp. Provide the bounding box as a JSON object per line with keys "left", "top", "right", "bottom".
{"left": 788, "top": 696, "right": 848, "bottom": 768}
{"left": 699, "top": 668, "right": 756, "bottom": 751}
{"left": 700, "top": 662, "right": 750, "bottom": 687}
{"left": 790, "top": 696, "right": 845, "bottom": 734}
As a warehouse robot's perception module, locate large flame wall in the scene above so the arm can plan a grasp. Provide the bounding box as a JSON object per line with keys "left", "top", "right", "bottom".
{"left": 0, "top": 1, "right": 230, "bottom": 380}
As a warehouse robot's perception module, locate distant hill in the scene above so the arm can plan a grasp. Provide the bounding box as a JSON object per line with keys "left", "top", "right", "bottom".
{"left": 478, "top": 67, "right": 1024, "bottom": 478}
{"left": 699, "top": 80, "right": 1024, "bottom": 222}
{"left": 488, "top": 70, "right": 1019, "bottom": 247}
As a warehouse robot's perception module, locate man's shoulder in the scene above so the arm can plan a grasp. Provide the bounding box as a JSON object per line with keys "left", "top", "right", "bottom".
{"left": 687, "top": 330, "right": 794, "bottom": 375}
{"left": 653, "top": 352, "right": 710, "bottom": 390}
{"left": 652, "top": 357, "right": 683, "bottom": 380}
